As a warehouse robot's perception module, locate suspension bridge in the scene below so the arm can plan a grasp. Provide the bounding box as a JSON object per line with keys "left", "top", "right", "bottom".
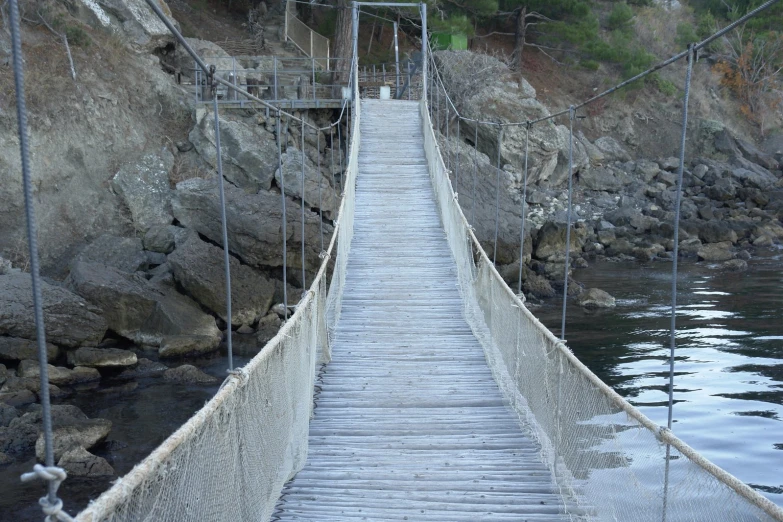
{"left": 7, "top": 0, "right": 783, "bottom": 521}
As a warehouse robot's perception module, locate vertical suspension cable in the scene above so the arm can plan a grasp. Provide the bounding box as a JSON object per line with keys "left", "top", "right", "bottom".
{"left": 493, "top": 126, "right": 503, "bottom": 265}
{"left": 455, "top": 118, "right": 460, "bottom": 194}
{"left": 318, "top": 131, "right": 323, "bottom": 252}
{"left": 472, "top": 116, "right": 479, "bottom": 226}
{"left": 663, "top": 44, "right": 695, "bottom": 522}
{"left": 330, "top": 128, "right": 337, "bottom": 193}
{"left": 518, "top": 123, "right": 530, "bottom": 295}
{"left": 9, "top": 0, "right": 68, "bottom": 516}
{"left": 278, "top": 111, "right": 288, "bottom": 321}
{"left": 337, "top": 114, "right": 343, "bottom": 192}
{"left": 560, "top": 107, "right": 576, "bottom": 341}
{"left": 301, "top": 119, "right": 307, "bottom": 291}
{"left": 212, "top": 81, "right": 234, "bottom": 371}
{"left": 445, "top": 98, "right": 450, "bottom": 172}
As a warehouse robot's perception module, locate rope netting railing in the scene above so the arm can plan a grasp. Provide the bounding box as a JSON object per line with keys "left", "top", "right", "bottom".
{"left": 421, "top": 90, "right": 783, "bottom": 522}
{"left": 71, "top": 51, "right": 360, "bottom": 522}
{"left": 285, "top": 0, "right": 330, "bottom": 70}
{"left": 420, "top": 5, "right": 783, "bottom": 519}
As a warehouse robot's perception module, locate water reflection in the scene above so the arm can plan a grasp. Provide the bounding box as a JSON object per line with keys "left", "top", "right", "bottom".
{"left": 534, "top": 255, "right": 783, "bottom": 507}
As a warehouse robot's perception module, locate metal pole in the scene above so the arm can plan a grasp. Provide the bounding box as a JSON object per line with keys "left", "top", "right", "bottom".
{"left": 312, "top": 58, "right": 316, "bottom": 101}
{"left": 518, "top": 124, "right": 530, "bottom": 294}
{"left": 212, "top": 91, "right": 234, "bottom": 371}
{"left": 352, "top": 2, "right": 359, "bottom": 102}
{"left": 421, "top": 2, "right": 427, "bottom": 101}
{"left": 394, "top": 21, "right": 400, "bottom": 97}
{"left": 560, "top": 107, "right": 575, "bottom": 341}
{"left": 232, "top": 57, "right": 237, "bottom": 101}
{"left": 9, "top": 0, "right": 58, "bottom": 508}
{"left": 382, "top": 63, "right": 386, "bottom": 83}
{"left": 274, "top": 56, "right": 279, "bottom": 101}
{"left": 301, "top": 119, "right": 307, "bottom": 291}
{"left": 493, "top": 126, "right": 503, "bottom": 265}
{"left": 445, "top": 102, "right": 450, "bottom": 172}
{"left": 278, "top": 112, "right": 288, "bottom": 321}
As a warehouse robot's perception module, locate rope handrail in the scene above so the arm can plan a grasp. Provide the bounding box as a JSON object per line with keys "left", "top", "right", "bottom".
{"left": 418, "top": 95, "right": 783, "bottom": 522}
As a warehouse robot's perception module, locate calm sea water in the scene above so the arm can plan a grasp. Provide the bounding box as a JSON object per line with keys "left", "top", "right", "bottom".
{"left": 534, "top": 250, "right": 783, "bottom": 507}
{"left": 3, "top": 253, "right": 782, "bottom": 519}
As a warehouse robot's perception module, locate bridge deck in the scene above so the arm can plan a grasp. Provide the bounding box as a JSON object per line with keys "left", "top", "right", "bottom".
{"left": 274, "top": 100, "right": 569, "bottom": 521}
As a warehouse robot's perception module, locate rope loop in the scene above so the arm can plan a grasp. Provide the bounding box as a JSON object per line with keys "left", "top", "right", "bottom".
{"left": 227, "top": 367, "right": 251, "bottom": 387}
{"left": 208, "top": 64, "right": 217, "bottom": 99}
{"left": 21, "top": 465, "right": 74, "bottom": 522}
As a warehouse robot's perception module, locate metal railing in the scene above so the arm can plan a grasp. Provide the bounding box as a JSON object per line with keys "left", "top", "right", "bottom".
{"left": 357, "top": 61, "right": 423, "bottom": 100}
{"left": 285, "top": 0, "right": 330, "bottom": 70}
{"left": 193, "top": 57, "right": 352, "bottom": 106}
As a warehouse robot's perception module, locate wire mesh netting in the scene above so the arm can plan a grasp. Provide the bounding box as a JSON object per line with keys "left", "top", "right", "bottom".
{"left": 285, "top": 1, "right": 329, "bottom": 69}
{"left": 419, "top": 97, "right": 783, "bottom": 522}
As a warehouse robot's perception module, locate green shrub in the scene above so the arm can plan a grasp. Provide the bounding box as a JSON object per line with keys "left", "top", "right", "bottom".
{"left": 581, "top": 59, "right": 600, "bottom": 70}
{"left": 648, "top": 73, "right": 678, "bottom": 96}
{"left": 676, "top": 22, "right": 698, "bottom": 48}
{"left": 65, "top": 24, "right": 91, "bottom": 47}
{"left": 607, "top": 3, "right": 634, "bottom": 33}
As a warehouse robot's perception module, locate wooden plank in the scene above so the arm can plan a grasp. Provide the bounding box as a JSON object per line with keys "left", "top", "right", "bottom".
{"left": 273, "top": 100, "right": 568, "bottom": 521}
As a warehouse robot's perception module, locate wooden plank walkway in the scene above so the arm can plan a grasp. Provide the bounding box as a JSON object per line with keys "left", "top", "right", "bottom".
{"left": 273, "top": 100, "right": 570, "bottom": 521}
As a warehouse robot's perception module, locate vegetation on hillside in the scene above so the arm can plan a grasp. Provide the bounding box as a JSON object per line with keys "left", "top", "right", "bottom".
{"left": 307, "top": 0, "right": 782, "bottom": 131}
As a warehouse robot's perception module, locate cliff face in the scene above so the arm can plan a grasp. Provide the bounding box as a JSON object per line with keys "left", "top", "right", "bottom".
{"left": 0, "top": 0, "right": 189, "bottom": 276}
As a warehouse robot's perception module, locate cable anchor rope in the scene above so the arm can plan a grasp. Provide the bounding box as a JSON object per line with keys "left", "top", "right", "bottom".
{"left": 21, "top": 465, "right": 75, "bottom": 522}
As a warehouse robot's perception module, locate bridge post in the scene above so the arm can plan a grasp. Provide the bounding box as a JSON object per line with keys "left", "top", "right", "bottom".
{"left": 421, "top": 2, "right": 427, "bottom": 101}
{"left": 394, "top": 22, "right": 400, "bottom": 97}
{"left": 352, "top": 1, "right": 358, "bottom": 102}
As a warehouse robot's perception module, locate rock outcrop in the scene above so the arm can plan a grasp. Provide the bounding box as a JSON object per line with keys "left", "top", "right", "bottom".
{"left": 0, "top": 273, "right": 107, "bottom": 348}
{"left": 172, "top": 178, "right": 331, "bottom": 271}
{"left": 168, "top": 233, "right": 275, "bottom": 325}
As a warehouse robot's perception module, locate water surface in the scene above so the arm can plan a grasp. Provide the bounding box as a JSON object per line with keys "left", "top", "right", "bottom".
{"left": 534, "top": 251, "right": 783, "bottom": 506}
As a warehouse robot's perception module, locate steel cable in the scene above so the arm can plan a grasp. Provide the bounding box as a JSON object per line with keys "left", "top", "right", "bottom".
{"left": 9, "top": 0, "right": 65, "bottom": 515}
{"left": 518, "top": 124, "right": 530, "bottom": 295}
{"left": 212, "top": 91, "right": 235, "bottom": 371}
{"left": 301, "top": 119, "right": 307, "bottom": 291}
{"left": 560, "top": 107, "right": 575, "bottom": 341}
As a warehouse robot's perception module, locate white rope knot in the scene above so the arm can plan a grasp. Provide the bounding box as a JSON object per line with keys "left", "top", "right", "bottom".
{"left": 226, "top": 367, "right": 250, "bottom": 387}
{"left": 318, "top": 250, "right": 329, "bottom": 259}
{"left": 20, "top": 465, "right": 74, "bottom": 521}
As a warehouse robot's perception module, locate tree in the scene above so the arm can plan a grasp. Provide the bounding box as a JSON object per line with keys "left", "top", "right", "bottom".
{"left": 715, "top": 27, "right": 783, "bottom": 133}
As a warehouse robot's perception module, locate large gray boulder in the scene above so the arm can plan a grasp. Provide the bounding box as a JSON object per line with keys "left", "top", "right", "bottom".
{"left": 191, "top": 110, "right": 279, "bottom": 192}
{"left": 67, "top": 260, "right": 160, "bottom": 340}
{"left": 0, "top": 273, "right": 107, "bottom": 347}
{"left": 579, "top": 166, "right": 631, "bottom": 192}
{"left": 69, "top": 0, "right": 177, "bottom": 51}
{"left": 434, "top": 51, "right": 565, "bottom": 187}
{"left": 172, "top": 178, "right": 330, "bottom": 272}
{"left": 111, "top": 150, "right": 174, "bottom": 233}
{"left": 275, "top": 151, "right": 340, "bottom": 216}
{"left": 74, "top": 234, "right": 147, "bottom": 274}
{"left": 36, "top": 417, "right": 112, "bottom": 460}
{"left": 697, "top": 242, "right": 735, "bottom": 262}
{"left": 534, "top": 222, "right": 589, "bottom": 262}
{"left": 594, "top": 136, "right": 631, "bottom": 162}
{"left": 578, "top": 288, "right": 616, "bottom": 309}
{"left": 58, "top": 447, "right": 115, "bottom": 477}
{"left": 17, "top": 361, "right": 101, "bottom": 386}
{"left": 67, "top": 347, "right": 138, "bottom": 368}
{"left": 439, "top": 138, "right": 528, "bottom": 265}
{"left": 0, "top": 337, "right": 58, "bottom": 362}
{"left": 138, "top": 283, "right": 221, "bottom": 354}
{"left": 168, "top": 233, "right": 275, "bottom": 325}
{"left": 163, "top": 364, "right": 218, "bottom": 384}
